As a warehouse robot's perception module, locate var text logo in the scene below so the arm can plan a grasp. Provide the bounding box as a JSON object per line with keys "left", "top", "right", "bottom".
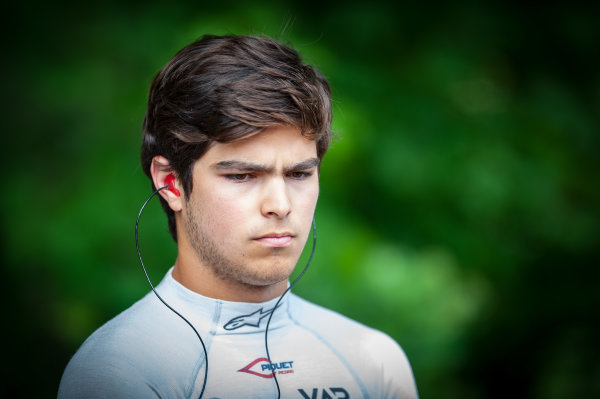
{"left": 298, "top": 387, "right": 349, "bottom": 399}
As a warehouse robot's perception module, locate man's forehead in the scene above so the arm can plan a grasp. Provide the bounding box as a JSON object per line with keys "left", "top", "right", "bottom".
{"left": 199, "top": 126, "right": 318, "bottom": 165}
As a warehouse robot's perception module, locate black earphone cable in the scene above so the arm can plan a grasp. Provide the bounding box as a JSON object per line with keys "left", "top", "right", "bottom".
{"left": 135, "top": 185, "right": 209, "bottom": 399}
{"left": 264, "top": 217, "right": 317, "bottom": 398}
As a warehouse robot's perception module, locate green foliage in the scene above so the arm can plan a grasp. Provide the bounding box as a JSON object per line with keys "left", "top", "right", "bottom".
{"left": 2, "top": 1, "right": 599, "bottom": 397}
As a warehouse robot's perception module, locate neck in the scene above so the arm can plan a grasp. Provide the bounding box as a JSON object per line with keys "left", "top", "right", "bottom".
{"left": 171, "top": 256, "right": 288, "bottom": 303}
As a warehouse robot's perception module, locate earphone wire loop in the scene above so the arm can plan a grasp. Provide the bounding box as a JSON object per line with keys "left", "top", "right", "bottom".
{"left": 264, "top": 216, "right": 317, "bottom": 398}
{"left": 135, "top": 185, "right": 209, "bottom": 399}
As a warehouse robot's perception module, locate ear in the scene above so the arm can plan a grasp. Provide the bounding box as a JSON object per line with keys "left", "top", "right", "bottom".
{"left": 150, "top": 156, "right": 183, "bottom": 212}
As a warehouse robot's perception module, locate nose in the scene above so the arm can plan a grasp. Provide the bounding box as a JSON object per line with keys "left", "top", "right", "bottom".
{"left": 260, "top": 177, "right": 291, "bottom": 219}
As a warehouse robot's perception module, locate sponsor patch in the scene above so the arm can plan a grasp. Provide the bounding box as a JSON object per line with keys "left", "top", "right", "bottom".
{"left": 298, "top": 387, "right": 349, "bottom": 399}
{"left": 238, "top": 357, "right": 295, "bottom": 378}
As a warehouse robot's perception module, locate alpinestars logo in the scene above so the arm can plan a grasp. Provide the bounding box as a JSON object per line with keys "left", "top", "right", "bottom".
{"left": 223, "top": 306, "right": 278, "bottom": 330}
{"left": 238, "top": 358, "right": 295, "bottom": 378}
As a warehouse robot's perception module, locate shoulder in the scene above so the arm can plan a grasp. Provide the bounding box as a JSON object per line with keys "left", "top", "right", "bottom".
{"left": 288, "top": 294, "right": 419, "bottom": 398}
{"left": 58, "top": 296, "right": 154, "bottom": 398}
{"left": 288, "top": 294, "right": 395, "bottom": 345}
{"left": 58, "top": 293, "right": 198, "bottom": 398}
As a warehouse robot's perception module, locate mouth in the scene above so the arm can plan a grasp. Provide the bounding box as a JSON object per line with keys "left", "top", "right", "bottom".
{"left": 254, "top": 232, "right": 295, "bottom": 247}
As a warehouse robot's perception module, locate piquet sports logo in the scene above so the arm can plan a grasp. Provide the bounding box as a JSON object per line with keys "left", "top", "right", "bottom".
{"left": 237, "top": 357, "right": 295, "bottom": 378}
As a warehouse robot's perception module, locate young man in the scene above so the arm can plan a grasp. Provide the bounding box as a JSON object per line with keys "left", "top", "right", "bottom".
{"left": 58, "top": 34, "right": 418, "bottom": 398}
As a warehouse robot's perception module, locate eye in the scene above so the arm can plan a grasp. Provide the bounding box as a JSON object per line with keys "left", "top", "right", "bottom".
{"left": 288, "top": 171, "right": 313, "bottom": 180}
{"left": 225, "top": 173, "right": 253, "bottom": 182}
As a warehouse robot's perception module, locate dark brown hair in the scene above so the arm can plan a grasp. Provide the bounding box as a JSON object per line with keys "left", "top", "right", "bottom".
{"left": 141, "top": 34, "right": 332, "bottom": 241}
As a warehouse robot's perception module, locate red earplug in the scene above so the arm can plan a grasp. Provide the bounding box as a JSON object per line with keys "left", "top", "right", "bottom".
{"left": 164, "top": 174, "right": 181, "bottom": 197}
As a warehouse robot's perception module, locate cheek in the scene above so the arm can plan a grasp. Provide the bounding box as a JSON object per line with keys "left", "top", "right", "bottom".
{"left": 288, "top": 185, "right": 319, "bottom": 238}
{"left": 203, "top": 193, "right": 250, "bottom": 239}
{"left": 295, "top": 184, "right": 320, "bottom": 213}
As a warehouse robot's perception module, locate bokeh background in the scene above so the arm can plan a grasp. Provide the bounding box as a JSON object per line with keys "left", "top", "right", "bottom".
{"left": 2, "top": 1, "right": 599, "bottom": 397}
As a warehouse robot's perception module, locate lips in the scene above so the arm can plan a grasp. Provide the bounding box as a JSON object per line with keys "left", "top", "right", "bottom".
{"left": 254, "top": 232, "right": 294, "bottom": 247}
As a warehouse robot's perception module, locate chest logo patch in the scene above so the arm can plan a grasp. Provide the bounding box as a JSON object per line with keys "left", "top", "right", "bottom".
{"left": 298, "top": 387, "right": 349, "bottom": 399}
{"left": 238, "top": 357, "right": 295, "bottom": 378}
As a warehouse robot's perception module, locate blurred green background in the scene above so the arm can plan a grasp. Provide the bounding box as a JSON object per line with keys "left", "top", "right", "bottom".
{"left": 2, "top": 1, "right": 599, "bottom": 398}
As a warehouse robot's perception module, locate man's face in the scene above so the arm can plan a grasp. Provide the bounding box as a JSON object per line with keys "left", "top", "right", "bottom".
{"left": 178, "top": 125, "right": 319, "bottom": 288}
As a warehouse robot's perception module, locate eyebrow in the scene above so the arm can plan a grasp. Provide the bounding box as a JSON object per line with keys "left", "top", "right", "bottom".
{"left": 211, "top": 157, "right": 320, "bottom": 173}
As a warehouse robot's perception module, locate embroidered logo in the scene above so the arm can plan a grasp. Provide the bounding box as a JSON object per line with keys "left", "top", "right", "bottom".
{"left": 223, "top": 306, "right": 278, "bottom": 330}
{"left": 238, "top": 357, "right": 295, "bottom": 378}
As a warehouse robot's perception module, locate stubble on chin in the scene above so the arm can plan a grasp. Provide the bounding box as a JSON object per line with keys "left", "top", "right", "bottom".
{"left": 183, "top": 205, "right": 293, "bottom": 288}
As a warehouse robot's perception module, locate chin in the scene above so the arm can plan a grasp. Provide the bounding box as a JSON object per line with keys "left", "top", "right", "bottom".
{"left": 241, "top": 260, "right": 297, "bottom": 287}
